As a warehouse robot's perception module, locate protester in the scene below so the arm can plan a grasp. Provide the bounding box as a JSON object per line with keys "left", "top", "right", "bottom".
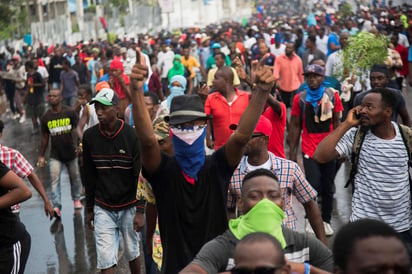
{"left": 289, "top": 64, "right": 343, "bottom": 236}
{"left": 333, "top": 219, "right": 410, "bottom": 274}
{"left": 131, "top": 53, "right": 277, "bottom": 273}
{"left": 83, "top": 87, "right": 144, "bottom": 274}
{"left": 180, "top": 169, "right": 333, "bottom": 273}
{"left": 228, "top": 116, "right": 327, "bottom": 244}
{"left": 314, "top": 87, "right": 412, "bottom": 259}
{"left": 38, "top": 88, "right": 82, "bottom": 218}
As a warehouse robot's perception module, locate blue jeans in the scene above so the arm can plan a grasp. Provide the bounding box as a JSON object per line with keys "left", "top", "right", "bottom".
{"left": 50, "top": 158, "right": 82, "bottom": 210}
{"left": 94, "top": 206, "right": 140, "bottom": 270}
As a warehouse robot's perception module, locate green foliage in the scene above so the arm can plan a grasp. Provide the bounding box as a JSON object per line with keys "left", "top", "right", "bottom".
{"left": 338, "top": 3, "right": 353, "bottom": 18}
{"left": 85, "top": 4, "right": 96, "bottom": 13}
{"left": 337, "top": 32, "right": 388, "bottom": 80}
{"left": 107, "top": 32, "right": 117, "bottom": 44}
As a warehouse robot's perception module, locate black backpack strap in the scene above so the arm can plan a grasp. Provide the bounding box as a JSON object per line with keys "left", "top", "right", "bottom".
{"left": 345, "top": 128, "right": 366, "bottom": 191}
{"left": 398, "top": 124, "right": 412, "bottom": 167}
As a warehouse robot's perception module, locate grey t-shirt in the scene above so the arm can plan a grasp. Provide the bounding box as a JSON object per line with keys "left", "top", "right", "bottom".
{"left": 191, "top": 227, "right": 333, "bottom": 273}
{"left": 60, "top": 70, "right": 79, "bottom": 98}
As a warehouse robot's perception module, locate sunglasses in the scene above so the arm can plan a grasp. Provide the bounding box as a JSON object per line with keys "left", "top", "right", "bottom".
{"left": 231, "top": 266, "right": 280, "bottom": 274}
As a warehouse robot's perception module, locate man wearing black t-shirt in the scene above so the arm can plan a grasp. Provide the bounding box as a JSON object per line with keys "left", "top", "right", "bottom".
{"left": 38, "top": 89, "right": 82, "bottom": 218}
{"left": 25, "top": 61, "right": 46, "bottom": 134}
{"left": 131, "top": 52, "right": 277, "bottom": 273}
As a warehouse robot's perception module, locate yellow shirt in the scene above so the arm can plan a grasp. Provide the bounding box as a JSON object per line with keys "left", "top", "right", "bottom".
{"left": 181, "top": 56, "right": 200, "bottom": 79}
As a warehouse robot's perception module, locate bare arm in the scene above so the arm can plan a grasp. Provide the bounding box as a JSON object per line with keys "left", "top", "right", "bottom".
{"left": 313, "top": 107, "right": 360, "bottom": 163}
{"left": 303, "top": 200, "right": 327, "bottom": 245}
{"left": 180, "top": 263, "right": 208, "bottom": 274}
{"left": 28, "top": 172, "right": 54, "bottom": 219}
{"left": 288, "top": 115, "right": 301, "bottom": 162}
{"left": 333, "top": 111, "right": 341, "bottom": 130}
{"left": 225, "top": 55, "right": 276, "bottom": 167}
{"left": 398, "top": 105, "right": 412, "bottom": 127}
{"left": 266, "top": 94, "right": 282, "bottom": 116}
{"left": 76, "top": 105, "right": 89, "bottom": 140}
{"left": 131, "top": 51, "right": 162, "bottom": 175}
{"left": 39, "top": 130, "right": 49, "bottom": 159}
{"left": 0, "top": 170, "right": 32, "bottom": 209}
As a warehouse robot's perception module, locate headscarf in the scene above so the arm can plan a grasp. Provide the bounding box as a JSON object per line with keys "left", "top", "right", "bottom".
{"left": 167, "top": 54, "right": 185, "bottom": 81}
{"left": 167, "top": 75, "right": 187, "bottom": 109}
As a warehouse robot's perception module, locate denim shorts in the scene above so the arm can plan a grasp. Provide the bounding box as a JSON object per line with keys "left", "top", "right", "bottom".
{"left": 94, "top": 205, "right": 140, "bottom": 270}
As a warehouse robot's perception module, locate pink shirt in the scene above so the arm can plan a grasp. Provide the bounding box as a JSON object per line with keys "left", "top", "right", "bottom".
{"left": 273, "top": 53, "right": 304, "bottom": 92}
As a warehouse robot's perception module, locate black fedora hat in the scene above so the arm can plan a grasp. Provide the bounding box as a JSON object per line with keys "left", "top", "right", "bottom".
{"left": 165, "top": 95, "right": 210, "bottom": 126}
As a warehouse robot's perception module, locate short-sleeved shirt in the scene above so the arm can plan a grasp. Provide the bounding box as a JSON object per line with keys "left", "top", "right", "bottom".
{"left": 142, "top": 147, "right": 236, "bottom": 273}
{"left": 273, "top": 53, "right": 304, "bottom": 92}
{"left": 335, "top": 123, "right": 411, "bottom": 232}
{"left": 41, "top": 106, "right": 79, "bottom": 162}
{"left": 181, "top": 56, "right": 200, "bottom": 79}
{"left": 204, "top": 89, "right": 249, "bottom": 150}
{"left": 263, "top": 103, "right": 287, "bottom": 158}
{"left": 327, "top": 32, "right": 340, "bottom": 56}
{"left": 0, "top": 145, "right": 33, "bottom": 178}
{"left": 26, "top": 71, "right": 45, "bottom": 105}
{"left": 191, "top": 228, "right": 333, "bottom": 273}
{"left": 229, "top": 152, "right": 317, "bottom": 230}
{"left": 60, "top": 70, "right": 79, "bottom": 98}
{"left": 291, "top": 90, "right": 343, "bottom": 157}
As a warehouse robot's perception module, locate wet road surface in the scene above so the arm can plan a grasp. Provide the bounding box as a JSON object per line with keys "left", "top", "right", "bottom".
{"left": 3, "top": 83, "right": 411, "bottom": 273}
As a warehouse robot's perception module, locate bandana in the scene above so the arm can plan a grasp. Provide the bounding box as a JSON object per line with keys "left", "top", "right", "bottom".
{"left": 306, "top": 85, "right": 325, "bottom": 108}
{"left": 167, "top": 86, "right": 185, "bottom": 110}
{"left": 229, "top": 199, "right": 286, "bottom": 248}
{"left": 171, "top": 125, "right": 206, "bottom": 184}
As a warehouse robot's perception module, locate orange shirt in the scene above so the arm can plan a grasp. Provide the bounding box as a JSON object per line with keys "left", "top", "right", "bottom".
{"left": 273, "top": 53, "right": 304, "bottom": 92}
{"left": 204, "top": 89, "right": 249, "bottom": 150}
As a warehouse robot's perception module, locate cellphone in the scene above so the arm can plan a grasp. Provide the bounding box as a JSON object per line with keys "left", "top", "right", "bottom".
{"left": 199, "top": 81, "right": 206, "bottom": 86}
{"left": 354, "top": 112, "right": 361, "bottom": 120}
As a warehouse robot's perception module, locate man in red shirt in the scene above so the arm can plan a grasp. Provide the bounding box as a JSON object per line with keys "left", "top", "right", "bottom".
{"left": 289, "top": 64, "right": 343, "bottom": 236}
{"left": 391, "top": 34, "right": 409, "bottom": 90}
{"left": 109, "top": 59, "right": 131, "bottom": 119}
{"left": 263, "top": 95, "right": 287, "bottom": 158}
{"left": 205, "top": 66, "right": 249, "bottom": 150}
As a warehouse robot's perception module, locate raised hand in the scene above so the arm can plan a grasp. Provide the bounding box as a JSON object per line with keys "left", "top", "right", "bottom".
{"left": 130, "top": 49, "right": 148, "bottom": 92}
{"left": 254, "top": 54, "right": 276, "bottom": 92}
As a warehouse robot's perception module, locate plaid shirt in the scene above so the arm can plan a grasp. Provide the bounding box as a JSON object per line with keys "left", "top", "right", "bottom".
{"left": 0, "top": 144, "right": 33, "bottom": 178}
{"left": 228, "top": 152, "right": 317, "bottom": 230}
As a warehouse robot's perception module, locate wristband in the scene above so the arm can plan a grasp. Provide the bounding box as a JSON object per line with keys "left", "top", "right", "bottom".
{"left": 304, "top": 262, "right": 310, "bottom": 274}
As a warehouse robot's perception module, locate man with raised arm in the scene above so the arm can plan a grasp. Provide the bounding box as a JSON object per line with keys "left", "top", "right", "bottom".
{"left": 130, "top": 52, "right": 276, "bottom": 273}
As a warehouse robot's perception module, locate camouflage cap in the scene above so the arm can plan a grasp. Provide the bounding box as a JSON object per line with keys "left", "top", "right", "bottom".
{"left": 153, "top": 116, "right": 170, "bottom": 141}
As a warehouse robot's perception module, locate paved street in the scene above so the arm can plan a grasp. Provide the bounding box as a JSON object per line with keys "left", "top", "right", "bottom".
{"left": 3, "top": 84, "right": 411, "bottom": 273}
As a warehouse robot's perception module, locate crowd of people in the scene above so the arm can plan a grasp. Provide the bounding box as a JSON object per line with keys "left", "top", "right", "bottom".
{"left": 1, "top": 0, "right": 412, "bottom": 273}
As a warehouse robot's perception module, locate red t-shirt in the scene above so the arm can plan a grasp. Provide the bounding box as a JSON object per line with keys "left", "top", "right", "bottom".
{"left": 112, "top": 74, "right": 130, "bottom": 99}
{"left": 263, "top": 102, "right": 287, "bottom": 158}
{"left": 395, "top": 44, "right": 409, "bottom": 77}
{"left": 291, "top": 91, "right": 343, "bottom": 157}
{"left": 205, "top": 89, "right": 249, "bottom": 150}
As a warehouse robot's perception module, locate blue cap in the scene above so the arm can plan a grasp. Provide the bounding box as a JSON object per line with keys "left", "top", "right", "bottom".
{"left": 211, "top": 43, "right": 221, "bottom": 49}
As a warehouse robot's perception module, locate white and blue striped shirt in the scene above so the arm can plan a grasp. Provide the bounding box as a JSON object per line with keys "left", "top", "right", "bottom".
{"left": 336, "top": 122, "right": 412, "bottom": 232}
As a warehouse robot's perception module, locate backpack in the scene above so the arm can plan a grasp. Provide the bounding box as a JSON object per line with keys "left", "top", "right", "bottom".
{"left": 345, "top": 124, "right": 412, "bottom": 192}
